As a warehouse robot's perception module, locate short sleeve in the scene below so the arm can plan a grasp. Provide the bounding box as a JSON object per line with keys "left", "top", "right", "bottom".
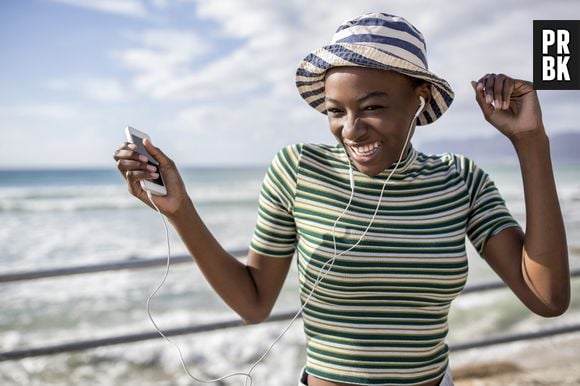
{"left": 456, "top": 155, "right": 522, "bottom": 255}
{"left": 249, "top": 144, "right": 302, "bottom": 258}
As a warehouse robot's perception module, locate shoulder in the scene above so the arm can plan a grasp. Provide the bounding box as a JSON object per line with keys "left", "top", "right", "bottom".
{"left": 412, "top": 148, "right": 461, "bottom": 175}
{"left": 272, "top": 143, "right": 347, "bottom": 170}
{"left": 269, "top": 144, "right": 304, "bottom": 173}
{"left": 413, "top": 148, "right": 482, "bottom": 181}
{"left": 274, "top": 143, "right": 304, "bottom": 160}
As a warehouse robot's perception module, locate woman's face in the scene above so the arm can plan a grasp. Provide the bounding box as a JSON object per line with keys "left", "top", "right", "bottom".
{"left": 324, "top": 67, "right": 429, "bottom": 177}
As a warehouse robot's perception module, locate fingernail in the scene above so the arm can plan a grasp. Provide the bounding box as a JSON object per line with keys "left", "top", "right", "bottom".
{"left": 485, "top": 95, "right": 492, "bottom": 104}
{"left": 150, "top": 172, "right": 159, "bottom": 179}
{"left": 139, "top": 155, "right": 148, "bottom": 162}
{"left": 128, "top": 143, "right": 137, "bottom": 150}
{"left": 503, "top": 101, "right": 509, "bottom": 109}
{"left": 477, "top": 82, "right": 483, "bottom": 91}
{"left": 495, "top": 99, "right": 500, "bottom": 108}
{"left": 147, "top": 164, "right": 157, "bottom": 172}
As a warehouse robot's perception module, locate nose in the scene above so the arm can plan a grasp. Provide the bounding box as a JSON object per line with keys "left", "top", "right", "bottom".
{"left": 342, "top": 116, "right": 365, "bottom": 140}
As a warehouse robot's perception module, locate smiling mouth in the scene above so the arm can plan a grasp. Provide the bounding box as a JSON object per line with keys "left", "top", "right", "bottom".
{"left": 348, "top": 141, "right": 382, "bottom": 159}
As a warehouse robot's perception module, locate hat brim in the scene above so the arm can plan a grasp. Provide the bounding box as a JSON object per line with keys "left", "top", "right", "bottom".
{"left": 295, "top": 43, "right": 454, "bottom": 125}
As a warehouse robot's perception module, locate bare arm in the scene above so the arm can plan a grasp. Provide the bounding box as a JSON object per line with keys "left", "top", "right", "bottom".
{"left": 168, "top": 198, "right": 293, "bottom": 324}
{"left": 471, "top": 75, "right": 570, "bottom": 317}
{"left": 114, "top": 139, "right": 292, "bottom": 324}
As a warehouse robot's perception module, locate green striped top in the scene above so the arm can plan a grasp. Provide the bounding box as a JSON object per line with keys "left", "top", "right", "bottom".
{"left": 250, "top": 143, "right": 520, "bottom": 385}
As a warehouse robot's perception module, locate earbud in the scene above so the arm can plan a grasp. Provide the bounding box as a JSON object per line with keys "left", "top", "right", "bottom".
{"left": 415, "top": 96, "right": 426, "bottom": 118}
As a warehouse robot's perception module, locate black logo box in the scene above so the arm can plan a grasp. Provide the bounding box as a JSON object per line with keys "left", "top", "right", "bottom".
{"left": 533, "top": 20, "right": 580, "bottom": 90}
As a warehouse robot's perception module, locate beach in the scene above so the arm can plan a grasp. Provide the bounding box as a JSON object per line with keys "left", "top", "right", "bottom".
{"left": 451, "top": 332, "right": 580, "bottom": 385}
{"left": 1, "top": 161, "right": 580, "bottom": 385}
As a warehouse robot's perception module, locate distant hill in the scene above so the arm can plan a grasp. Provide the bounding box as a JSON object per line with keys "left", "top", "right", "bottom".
{"left": 418, "top": 131, "right": 580, "bottom": 163}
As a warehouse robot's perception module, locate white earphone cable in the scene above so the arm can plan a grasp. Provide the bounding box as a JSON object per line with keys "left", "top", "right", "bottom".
{"left": 145, "top": 190, "right": 254, "bottom": 385}
{"left": 241, "top": 164, "right": 357, "bottom": 386}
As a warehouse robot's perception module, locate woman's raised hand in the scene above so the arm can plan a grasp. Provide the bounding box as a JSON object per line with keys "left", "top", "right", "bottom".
{"left": 113, "top": 138, "right": 191, "bottom": 217}
{"left": 471, "top": 74, "right": 545, "bottom": 143}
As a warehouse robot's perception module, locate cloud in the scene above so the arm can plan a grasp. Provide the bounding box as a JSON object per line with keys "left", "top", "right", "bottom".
{"left": 115, "top": 28, "right": 210, "bottom": 98}
{"left": 0, "top": 103, "right": 79, "bottom": 120}
{"left": 0, "top": 100, "right": 144, "bottom": 168}
{"left": 50, "top": 0, "right": 148, "bottom": 18}
{"left": 0, "top": 103, "right": 81, "bottom": 167}
{"left": 113, "top": 1, "right": 374, "bottom": 101}
{"left": 169, "top": 95, "right": 332, "bottom": 166}
{"left": 46, "top": 78, "right": 128, "bottom": 103}
{"left": 150, "top": 0, "right": 170, "bottom": 9}
{"left": 82, "top": 79, "right": 127, "bottom": 102}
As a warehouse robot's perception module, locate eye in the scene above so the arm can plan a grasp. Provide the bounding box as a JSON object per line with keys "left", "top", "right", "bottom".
{"left": 326, "top": 107, "right": 345, "bottom": 115}
{"left": 364, "top": 105, "right": 383, "bottom": 111}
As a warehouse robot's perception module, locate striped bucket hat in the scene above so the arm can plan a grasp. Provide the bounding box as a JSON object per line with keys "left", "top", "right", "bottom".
{"left": 295, "top": 12, "right": 454, "bottom": 125}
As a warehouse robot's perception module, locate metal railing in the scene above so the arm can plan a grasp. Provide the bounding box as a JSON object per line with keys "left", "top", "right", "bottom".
{"left": 1, "top": 252, "right": 579, "bottom": 362}
{"left": 0, "top": 251, "right": 248, "bottom": 283}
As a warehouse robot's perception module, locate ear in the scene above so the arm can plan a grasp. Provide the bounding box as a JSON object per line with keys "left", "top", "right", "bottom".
{"left": 417, "top": 83, "right": 432, "bottom": 108}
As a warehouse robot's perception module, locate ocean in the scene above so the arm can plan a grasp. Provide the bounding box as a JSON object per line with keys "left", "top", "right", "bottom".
{"left": 1, "top": 161, "right": 579, "bottom": 385}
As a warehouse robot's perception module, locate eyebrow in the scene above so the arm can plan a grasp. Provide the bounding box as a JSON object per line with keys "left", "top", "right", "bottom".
{"left": 326, "top": 91, "right": 390, "bottom": 104}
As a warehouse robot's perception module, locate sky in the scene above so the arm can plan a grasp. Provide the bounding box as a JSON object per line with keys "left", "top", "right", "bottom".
{"left": 0, "top": 0, "right": 579, "bottom": 168}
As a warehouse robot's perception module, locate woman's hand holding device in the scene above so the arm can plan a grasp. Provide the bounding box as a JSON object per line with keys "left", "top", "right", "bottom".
{"left": 114, "top": 126, "right": 191, "bottom": 217}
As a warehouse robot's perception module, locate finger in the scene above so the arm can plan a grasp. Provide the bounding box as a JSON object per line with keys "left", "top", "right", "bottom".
{"left": 114, "top": 141, "right": 136, "bottom": 157}
{"left": 114, "top": 142, "right": 136, "bottom": 154}
{"left": 502, "top": 77, "right": 515, "bottom": 110}
{"left": 114, "top": 147, "right": 149, "bottom": 164}
{"left": 471, "top": 80, "right": 494, "bottom": 120}
{"left": 476, "top": 73, "right": 490, "bottom": 84}
{"left": 125, "top": 170, "right": 155, "bottom": 180}
{"left": 125, "top": 170, "right": 160, "bottom": 193}
{"left": 116, "top": 157, "right": 159, "bottom": 183}
{"left": 133, "top": 171, "right": 160, "bottom": 180}
{"left": 113, "top": 142, "right": 147, "bottom": 162}
{"left": 476, "top": 73, "right": 490, "bottom": 98}
{"left": 143, "top": 138, "right": 174, "bottom": 168}
{"left": 125, "top": 169, "right": 145, "bottom": 195}
{"left": 116, "top": 159, "right": 151, "bottom": 173}
{"left": 493, "top": 74, "right": 507, "bottom": 110}
{"left": 483, "top": 74, "right": 495, "bottom": 106}
{"left": 121, "top": 141, "right": 137, "bottom": 150}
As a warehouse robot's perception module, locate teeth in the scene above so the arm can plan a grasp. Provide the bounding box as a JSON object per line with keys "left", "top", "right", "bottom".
{"left": 350, "top": 142, "right": 380, "bottom": 156}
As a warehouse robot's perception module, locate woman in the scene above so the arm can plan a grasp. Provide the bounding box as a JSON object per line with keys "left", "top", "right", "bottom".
{"left": 113, "top": 13, "right": 570, "bottom": 386}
